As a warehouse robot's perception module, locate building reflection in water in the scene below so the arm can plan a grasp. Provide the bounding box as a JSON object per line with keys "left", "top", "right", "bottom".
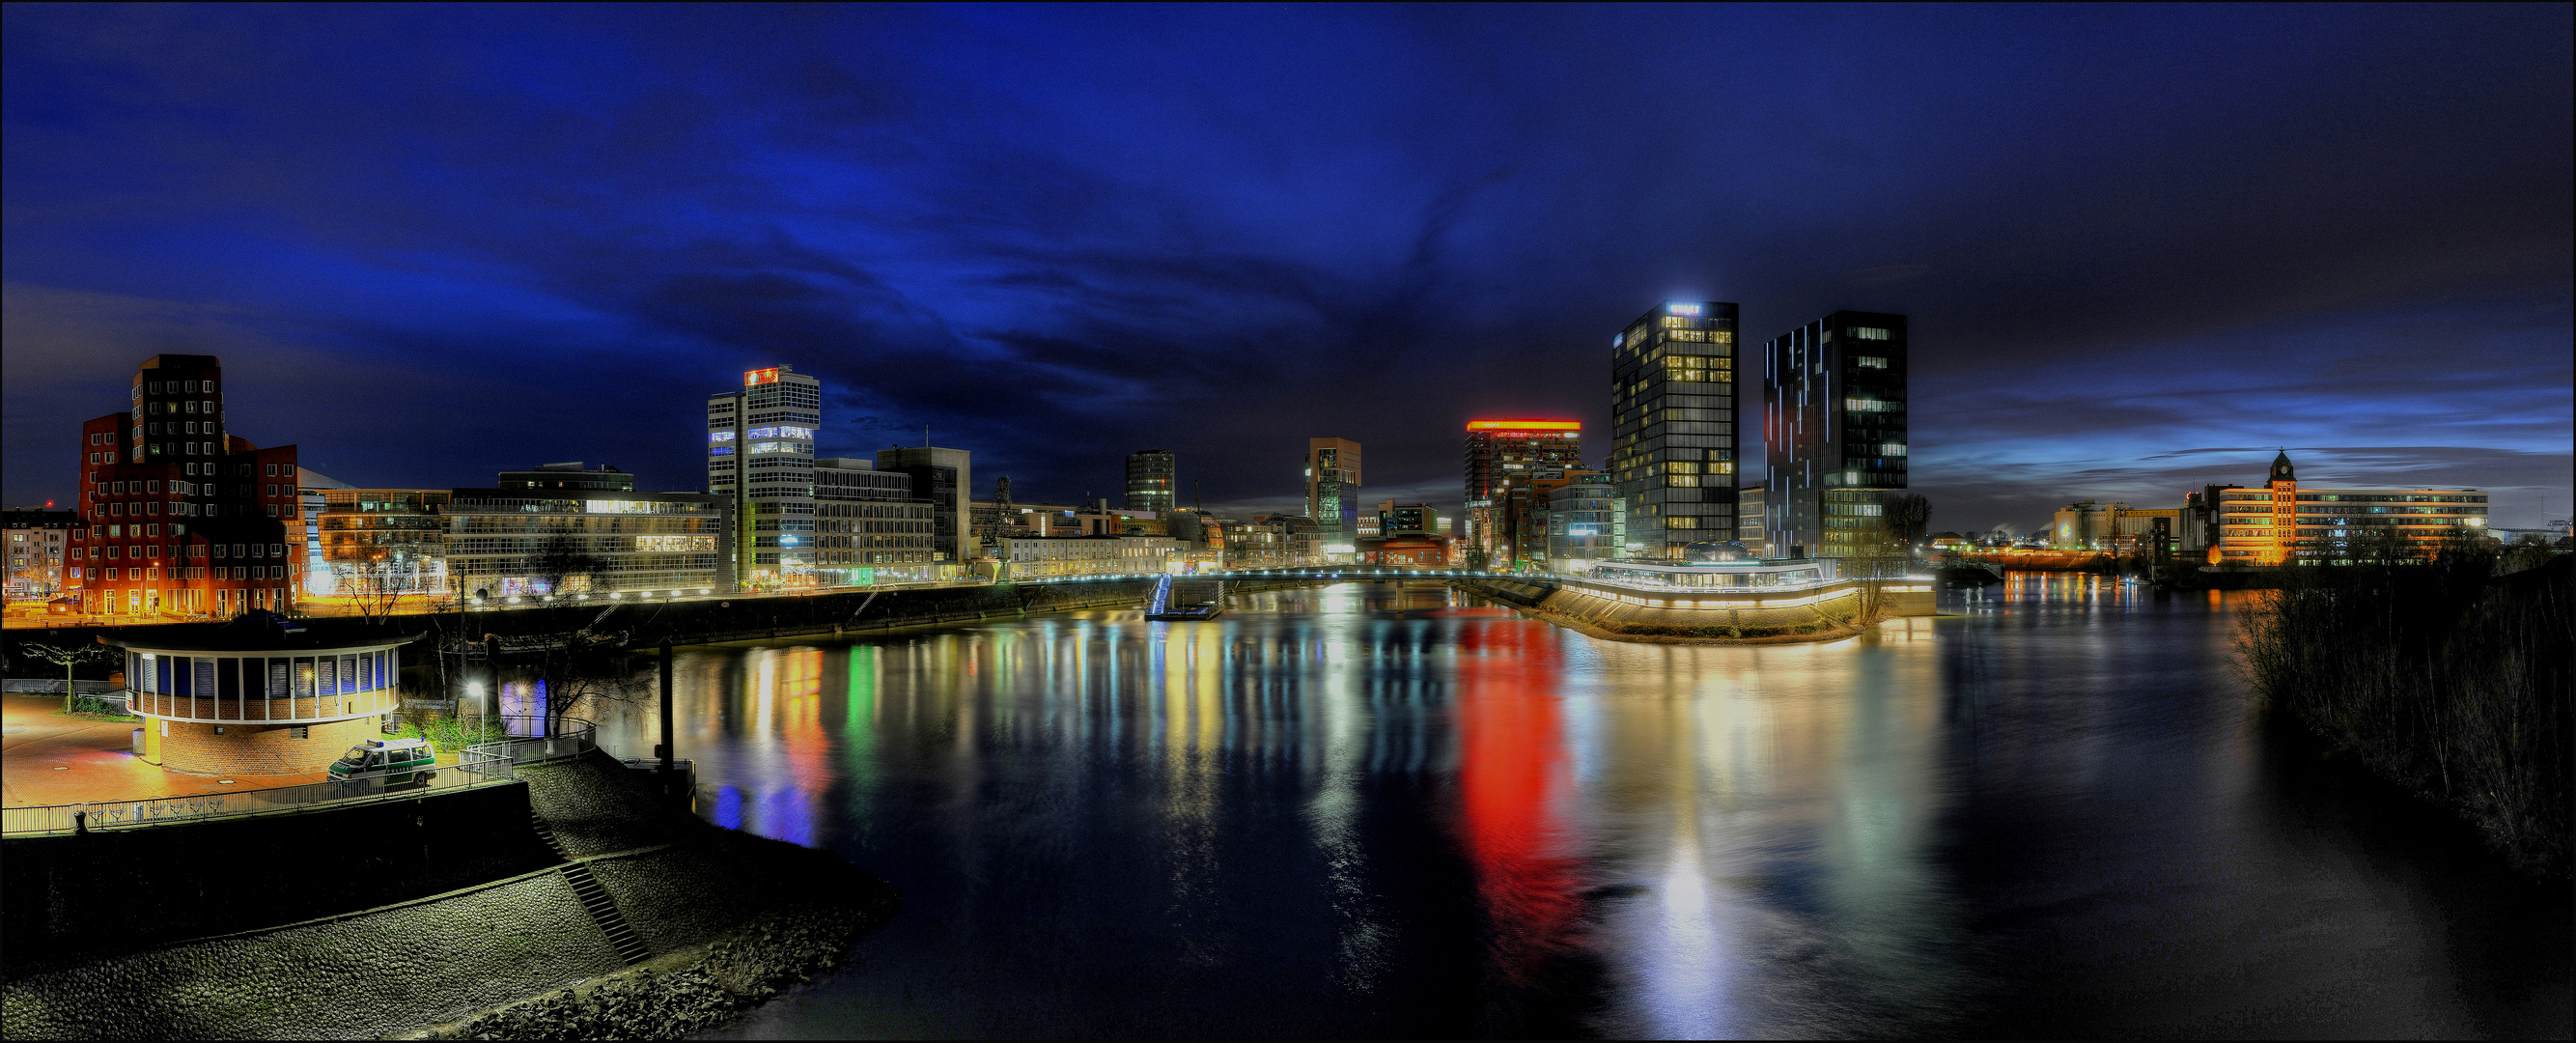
{"left": 1452, "top": 614, "right": 1580, "bottom": 986}
{"left": 561, "top": 578, "right": 2559, "bottom": 1039}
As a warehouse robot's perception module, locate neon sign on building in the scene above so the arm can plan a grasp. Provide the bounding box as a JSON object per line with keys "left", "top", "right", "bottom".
{"left": 743, "top": 368, "right": 781, "bottom": 386}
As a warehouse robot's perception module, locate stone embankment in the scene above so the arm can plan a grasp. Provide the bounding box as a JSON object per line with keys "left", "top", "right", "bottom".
{"left": 1, "top": 750, "right": 895, "bottom": 1040}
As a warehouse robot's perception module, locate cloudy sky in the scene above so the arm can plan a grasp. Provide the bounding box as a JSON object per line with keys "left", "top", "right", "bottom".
{"left": 5, "top": 4, "right": 2569, "bottom": 530}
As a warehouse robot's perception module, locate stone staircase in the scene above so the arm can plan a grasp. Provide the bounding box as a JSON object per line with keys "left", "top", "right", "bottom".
{"left": 529, "top": 807, "right": 651, "bottom": 965}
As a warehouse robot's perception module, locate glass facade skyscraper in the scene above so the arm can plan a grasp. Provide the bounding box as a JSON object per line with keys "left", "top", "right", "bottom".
{"left": 1125, "top": 449, "right": 1177, "bottom": 514}
{"left": 707, "top": 365, "right": 821, "bottom": 588}
{"left": 1306, "top": 437, "right": 1362, "bottom": 549}
{"left": 1763, "top": 311, "right": 1908, "bottom": 559}
{"left": 1610, "top": 301, "right": 1739, "bottom": 559}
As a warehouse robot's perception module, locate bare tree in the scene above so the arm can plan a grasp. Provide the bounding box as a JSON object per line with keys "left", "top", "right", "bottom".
{"left": 21, "top": 639, "right": 119, "bottom": 714}
{"left": 1884, "top": 493, "right": 1933, "bottom": 550}
{"left": 329, "top": 554, "right": 423, "bottom": 623}
{"left": 531, "top": 636, "right": 647, "bottom": 737}
{"left": 1845, "top": 517, "right": 1913, "bottom": 626}
{"left": 526, "top": 532, "right": 607, "bottom": 598}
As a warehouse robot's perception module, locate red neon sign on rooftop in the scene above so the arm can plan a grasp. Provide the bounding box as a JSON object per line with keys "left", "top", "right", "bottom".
{"left": 744, "top": 367, "right": 780, "bottom": 386}
{"left": 1466, "top": 419, "right": 1580, "bottom": 432}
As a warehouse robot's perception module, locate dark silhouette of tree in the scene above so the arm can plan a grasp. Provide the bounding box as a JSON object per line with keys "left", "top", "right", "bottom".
{"left": 527, "top": 532, "right": 608, "bottom": 598}
{"left": 1884, "top": 493, "right": 1933, "bottom": 547}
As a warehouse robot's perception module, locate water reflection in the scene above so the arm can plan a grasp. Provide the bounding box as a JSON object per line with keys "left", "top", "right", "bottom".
{"left": 571, "top": 580, "right": 2568, "bottom": 1038}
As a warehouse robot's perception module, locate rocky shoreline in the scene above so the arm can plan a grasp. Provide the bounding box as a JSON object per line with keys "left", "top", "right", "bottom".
{"left": 415, "top": 899, "right": 891, "bottom": 1040}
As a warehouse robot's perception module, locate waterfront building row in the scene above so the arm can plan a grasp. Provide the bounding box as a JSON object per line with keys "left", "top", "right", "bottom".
{"left": 2214, "top": 452, "right": 2487, "bottom": 564}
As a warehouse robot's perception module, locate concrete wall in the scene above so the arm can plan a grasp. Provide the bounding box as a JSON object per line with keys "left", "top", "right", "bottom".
{"left": 0, "top": 781, "right": 558, "bottom": 978}
{"left": 3, "top": 747, "right": 898, "bottom": 1041}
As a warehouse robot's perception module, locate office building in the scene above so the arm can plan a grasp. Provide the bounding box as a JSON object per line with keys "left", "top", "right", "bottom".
{"left": 708, "top": 366, "right": 822, "bottom": 588}
{"left": 1306, "top": 437, "right": 1362, "bottom": 550}
{"left": 70, "top": 354, "right": 305, "bottom": 618}
{"left": 1376, "top": 502, "right": 1441, "bottom": 537}
{"left": 4, "top": 509, "right": 78, "bottom": 601}
{"left": 447, "top": 467, "right": 727, "bottom": 600}
{"left": 1545, "top": 473, "right": 1621, "bottom": 573}
{"left": 294, "top": 467, "right": 354, "bottom": 599}
{"left": 1463, "top": 419, "right": 1582, "bottom": 562}
{"left": 1611, "top": 301, "right": 1740, "bottom": 560}
{"left": 1125, "top": 450, "right": 1177, "bottom": 514}
{"left": 313, "top": 490, "right": 451, "bottom": 606}
{"left": 501, "top": 464, "right": 634, "bottom": 492}
{"left": 876, "top": 445, "right": 973, "bottom": 564}
{"left": 813, "top": 457, "right": 938, "bottom": 582}
{"left": 993, "top": 535, "right": 1181, "bottom": 579}
{"left": 1735, "top": 485, "right": 1768, "bottom": 555}
{"left": 1763, "top": 311, "right": 1908, "bottom": 559}
{"left": 1499, "top": 467, "right": 1600, "bottom": 570}
{"left": 2216, "top": 452, "right": 2488, "bottom": 564}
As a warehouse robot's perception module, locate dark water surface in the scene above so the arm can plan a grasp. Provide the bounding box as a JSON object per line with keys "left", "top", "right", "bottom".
{"left": 583, "top": 578, "right": 2570, "bottom": 1038}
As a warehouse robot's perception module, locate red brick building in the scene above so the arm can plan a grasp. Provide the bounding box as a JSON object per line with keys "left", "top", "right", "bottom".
{"left": 1357, "top": 535, "right": 1456, "bottom": 568}
{"left": 69, "top": 354, "right": 304, "bottom": 618}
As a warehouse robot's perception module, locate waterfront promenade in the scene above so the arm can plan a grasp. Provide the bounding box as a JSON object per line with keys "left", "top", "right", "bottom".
{"left": 0, "top": 693, "right": 329, "bottom": 807}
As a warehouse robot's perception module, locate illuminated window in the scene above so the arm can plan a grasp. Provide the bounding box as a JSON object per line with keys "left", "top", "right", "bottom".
{"left": 1850, "top": 327, "right": 1891, "bottom": 341}
{"left": 709, "top": 431, "right": 735, "bottom": 442}
{"left": 1855, "top": 356, "right": 1890, "bottom": 369}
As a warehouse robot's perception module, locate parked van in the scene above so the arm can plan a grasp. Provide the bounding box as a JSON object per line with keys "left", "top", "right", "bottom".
{"left": 329, "top": 736, "right": 436, "bottom": 786}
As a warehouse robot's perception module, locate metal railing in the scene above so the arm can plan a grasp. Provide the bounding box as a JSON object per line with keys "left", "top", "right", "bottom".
{"left": 469, "top": 715, "right": 597, "bottom": 765}
{"left": 0, "top": 747, "right": 517, "bottom": 836}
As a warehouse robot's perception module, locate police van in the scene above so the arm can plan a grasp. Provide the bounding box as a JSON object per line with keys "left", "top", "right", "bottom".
{"left": 329, "top": 736, "right": 437, "bottom": 786}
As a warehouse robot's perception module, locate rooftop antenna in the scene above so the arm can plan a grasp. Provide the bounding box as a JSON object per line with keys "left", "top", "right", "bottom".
{"left": 925, "top": 424, "right": 931, "bottom": 448}
{"left": 1193, "top": 480, "right": 1202, "bottom": 510}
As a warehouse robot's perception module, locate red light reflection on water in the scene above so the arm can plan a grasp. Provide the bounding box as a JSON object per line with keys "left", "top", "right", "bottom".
{"left": 1453, "top": 620, "right": 1582, "bottom": 983}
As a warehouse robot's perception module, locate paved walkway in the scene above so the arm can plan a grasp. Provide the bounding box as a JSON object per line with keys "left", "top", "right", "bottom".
{"left": 1, "top": 694, "right": 326, "bottom": 806}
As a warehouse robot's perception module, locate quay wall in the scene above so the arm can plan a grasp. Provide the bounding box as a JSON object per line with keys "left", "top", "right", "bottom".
{"left": 1, "top": 781, "right": 559, "bottom": 979}
{"left": 2, "top": 750, "right": 896, "bottom": 1039}
{"left": 7, "top": 579, "right": 1165, "bottom": 674}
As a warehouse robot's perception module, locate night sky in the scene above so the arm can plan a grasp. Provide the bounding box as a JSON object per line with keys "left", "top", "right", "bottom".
{"left": 5, "top": 5, "right": 2569, "bottom": 530}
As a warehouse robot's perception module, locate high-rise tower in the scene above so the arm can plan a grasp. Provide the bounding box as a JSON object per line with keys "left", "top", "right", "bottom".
{"left": 1610, "top": 301, "right": 1739, "bottom": 559}
{"left": 1763, "top": 311, "right": 1908, "bottom": 559}
{"left": 1305, "top": 437, "right": 1362, "bottom": 549}
{"left": 707, "top": 365, "right": 822, "bottom": 589}
{"left": 1125, "top": 450, "right": 1177, "bottom": 514}
{"left": 1462, "top": 419, "right": 1581, "bottom": 563}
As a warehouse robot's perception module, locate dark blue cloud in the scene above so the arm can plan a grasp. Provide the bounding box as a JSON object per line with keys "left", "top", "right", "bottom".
{"left": 5, "top": 4, "right": 2568, "bottom": 527}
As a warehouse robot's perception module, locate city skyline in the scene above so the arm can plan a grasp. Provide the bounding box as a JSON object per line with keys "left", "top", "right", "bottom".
{"left": 3, "top": 6, "right": 2569, "bottom": 530}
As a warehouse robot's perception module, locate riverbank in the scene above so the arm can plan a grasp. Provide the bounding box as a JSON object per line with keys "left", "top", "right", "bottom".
{"left": 1, "top": 749, "right": 895, "bottom": 1039}
{"left": 2241, "top": 553, "right": 2571, "bottom": 880}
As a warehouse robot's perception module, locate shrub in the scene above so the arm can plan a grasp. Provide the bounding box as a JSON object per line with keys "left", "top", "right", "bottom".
{"left": 2240, "top": 551, "right": 2571, "bottom": 879}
